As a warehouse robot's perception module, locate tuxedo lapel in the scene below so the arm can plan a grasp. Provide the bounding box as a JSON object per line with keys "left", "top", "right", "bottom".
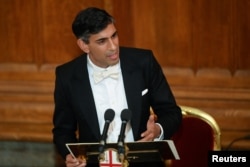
{"left": 71, "top": 55, "right": 100, "bottom": 140}
{"left": 120, "top": 53, "right": 143, "bottom": 139}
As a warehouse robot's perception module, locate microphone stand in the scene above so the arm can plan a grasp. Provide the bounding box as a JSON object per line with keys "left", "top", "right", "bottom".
{"left": 117, "top": 109, "right": 131, "bottom": 166}
{"left": 117, "top": 120, "right": 126, "bottom": 162}
{"left": 98, "top": 109, "right": 115, "bottom": 161}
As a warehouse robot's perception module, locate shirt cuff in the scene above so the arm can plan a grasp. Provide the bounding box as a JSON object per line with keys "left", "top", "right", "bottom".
{"left": 153, "top": 123, "right": 164, "bottom": 141}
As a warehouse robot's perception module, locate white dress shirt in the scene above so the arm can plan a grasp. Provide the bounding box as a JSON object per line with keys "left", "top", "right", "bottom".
{"left": 87, "top": 55, "right": 134, "bottom": 143}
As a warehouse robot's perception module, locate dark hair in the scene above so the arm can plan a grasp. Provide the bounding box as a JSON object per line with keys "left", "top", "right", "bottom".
{"left": 72, "top": 7, "right": 114, "bottom": 43}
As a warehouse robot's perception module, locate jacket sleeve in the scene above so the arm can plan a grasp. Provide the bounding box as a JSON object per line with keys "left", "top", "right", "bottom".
{"left": 147, "top": 52, "right": 182, "bottom": 139}
{"left": 52, "top": 66, "right": 78, "bottom": 159}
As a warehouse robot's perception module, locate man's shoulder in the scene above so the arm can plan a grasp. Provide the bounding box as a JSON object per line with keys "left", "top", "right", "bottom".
{"left": 55, "top": 54, "right": 87, "bottom": 75}
{"left": 119, "top": 47, "right": 154, "bottom": 62}
{"left": 56, "top": 54, "right": 86, "bottom": 69}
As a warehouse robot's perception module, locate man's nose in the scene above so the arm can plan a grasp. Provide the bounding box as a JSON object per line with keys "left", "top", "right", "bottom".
{"left": 108, "top": 39, "right": 117, "bottom": 50}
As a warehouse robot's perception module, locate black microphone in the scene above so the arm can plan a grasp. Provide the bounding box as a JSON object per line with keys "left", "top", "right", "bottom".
{"left": 99, "top": 109, "right": 115, "bottom": 157}
{"left": 117, "top": 109, "right": 132, "bottom": 161}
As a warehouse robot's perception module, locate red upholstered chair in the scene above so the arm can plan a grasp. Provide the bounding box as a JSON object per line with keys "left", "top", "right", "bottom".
{"left": 167, "top": 106, "right": 221, "bottom": 167}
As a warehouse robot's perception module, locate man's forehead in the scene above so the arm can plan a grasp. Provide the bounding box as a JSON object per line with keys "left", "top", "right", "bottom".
{"left": 90, "top": 24, "right": 117, "bottom": 40}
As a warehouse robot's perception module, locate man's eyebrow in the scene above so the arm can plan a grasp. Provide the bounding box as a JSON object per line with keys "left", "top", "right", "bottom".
{"left": 95, "top": 31, "right": 118, "bottom": 42}
{"left": 95, "top": 37, "right": 107, "bottom": 43}
{"left": 112, "top": 31, "right": 118, "bottom": 36}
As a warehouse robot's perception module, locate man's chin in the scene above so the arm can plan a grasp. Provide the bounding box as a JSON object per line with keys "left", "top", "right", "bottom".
{"left": 109, "top": 59, "right": 120, "bottom": 66}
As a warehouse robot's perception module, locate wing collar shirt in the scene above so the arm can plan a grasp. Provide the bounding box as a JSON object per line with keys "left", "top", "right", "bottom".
{"left": 87, "top": 55, "right": 134, "bottom": 143}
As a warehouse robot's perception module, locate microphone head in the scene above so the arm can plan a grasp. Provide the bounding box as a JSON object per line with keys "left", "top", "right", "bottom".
{"left": 120, "top": 109, "right": 132, "bottom": 121}
{"left": 104, "top": 109, "right": 115, "bottom": 121}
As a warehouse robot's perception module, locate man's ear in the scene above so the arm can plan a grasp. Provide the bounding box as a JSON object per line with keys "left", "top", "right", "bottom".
{"left": 77, "top": 39, "right": 89, "bottom": 53}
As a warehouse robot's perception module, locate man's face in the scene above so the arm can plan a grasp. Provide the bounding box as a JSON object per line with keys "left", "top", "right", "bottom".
{"left": 81, "top": 23, "right": 119, "bottom": 68}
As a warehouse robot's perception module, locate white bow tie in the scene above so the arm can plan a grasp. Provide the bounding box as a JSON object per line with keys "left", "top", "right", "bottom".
{"left": 93, "top": 68, "right": 120, "bottom": 83}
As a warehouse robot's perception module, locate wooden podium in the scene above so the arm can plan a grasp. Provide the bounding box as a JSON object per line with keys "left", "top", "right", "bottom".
{"left": 66, "top": 140, "right": 179, "bottom": 166}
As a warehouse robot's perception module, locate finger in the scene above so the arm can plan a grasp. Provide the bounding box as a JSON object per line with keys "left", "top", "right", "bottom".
{"left": 148, "top": 114, "right": 156, "bottom": 127}
{"left": 140, "top": 128, "right": 155, "bottom": 140}
{"left": 65, "top": 154, "right": 80, "bottom": 167}
{"left": 141, "top": 115, "right": 155, "bottom": 137}
{"left": 77, "top": 161, "right": 87, "bottom": 167}
{"left": 66, "top": 154, "right": 77, "bottom": 162}
{"left": 140, "top": 130, "right": 147, "bottom": 138}
{"left": 66, "top": 162, "right": 79, "bottom": 167}
{"left": 139, "top": 133, "right": 154, "bottom": 142}
{"left": 66, "top": 161, "right": 79, "bottom": 167}
{"left": 146, "top": 115, "right": 156, "bottom": 133}
{"left": 152, "top": 113, "right": 158, "bottom": 121}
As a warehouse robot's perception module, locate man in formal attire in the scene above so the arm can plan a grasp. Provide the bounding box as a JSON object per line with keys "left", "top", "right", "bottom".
{"left": 52, "top": 7, "right": 182, "bottom": 167}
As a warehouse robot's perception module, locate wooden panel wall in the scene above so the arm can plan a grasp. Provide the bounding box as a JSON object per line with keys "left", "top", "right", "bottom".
{"left": 0, "top": 0, "right": 249, "bottom": 150}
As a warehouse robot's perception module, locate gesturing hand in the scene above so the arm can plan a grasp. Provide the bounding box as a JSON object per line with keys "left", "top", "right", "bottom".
{"left": 139, "top": 114, "right": 161, "bottom": 142}
{"left": 65, "top": 154, "right": 87, "bottom": 167}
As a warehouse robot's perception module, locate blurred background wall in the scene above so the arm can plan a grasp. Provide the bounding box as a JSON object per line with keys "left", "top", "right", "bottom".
{"left": 0, "top": 0, "right": 249, "bottom": 166}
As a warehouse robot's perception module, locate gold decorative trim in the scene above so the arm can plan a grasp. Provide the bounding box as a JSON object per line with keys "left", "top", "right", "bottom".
{"left": 180, "top": 105, "right": 221, "bottom": 150}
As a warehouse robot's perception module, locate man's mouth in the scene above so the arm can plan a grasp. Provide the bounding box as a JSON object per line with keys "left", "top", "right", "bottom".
{"left": 108, "top": 52, "right": 118, "bottom": 60}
